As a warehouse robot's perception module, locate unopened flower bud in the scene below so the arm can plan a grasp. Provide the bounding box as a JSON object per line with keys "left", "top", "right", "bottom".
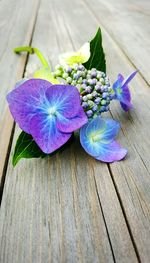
{"left": 55, "top": 69, "right": 62, "bottom": 77}
{"left": 97, "top": 72, "right": 103, "bottom": 79}
{"left": 91, "top": 70, "right": 97, "bottom": 78}
{"left": 92, "top": 105, "right": 98, "bottom": 112}
{"left": 100, "top": 86, "right": 105, "bottom": 92}
{"left": 86, "top": 110, "right": 93, "bottom": 118}
{"left": 85, "top": 86, "right": 92, "bottom": 93}
{"left": 100, "top": 106, "right": 106, "bottom": 112}
{"left": 103, "top": 86, "right": 108, "bottom": 92}
{"left": 87, "top": 94, "right": 93, "bottom": 100}
{"left": 66, "top": 77, "right": 72, "bottom": 84}
{"left": 73, "top": 73, "right": 79, "bottom": 80}
{"left": 95, "top": 84, "right": 101, "bottom": 91}
{"left": 78, "top": 64, "right": 84, "bottom": 70}
{"left": 81, "top": 84, "right": 87, "bottom": 90}
{"left": 66, "top": 66, "right": 72, "bottom": 73}
{"left": 83, "top": 95, "right": 88, "bottom": 101}
{"left": 71, "top": 80, "right": 76, "bottom": 86}
{"left": 88, "top": 100, "right": 94, "bottom": 108}
{"left": 82, "top": 102, "right": 88, "bottom": 108}
{"left": 62, "top": 72, "right": 68, "bottom": 79}
{"left": 100, "top": 78, "right": 105, "bottom": 84}
{"left": 77, "top": 77, "right": 83, "bottom": 84}
{"left": 82, "top": 79, "right": 87, "bottom": 84}
{"left": 94, "top": 97, "right": 101, "bottom": 104}
{"left": 102, "top": 92, "right": 108, "bottom": 99}
{"left": 101, "top": 99, "right": 107, "bottom": 105}
{"left": 92, "top": 91, "right": 98, "bottom": 97}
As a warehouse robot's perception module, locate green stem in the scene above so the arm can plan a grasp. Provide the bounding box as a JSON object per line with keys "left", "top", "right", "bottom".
{"left": 13, "top": 46, "right": 49, "bottom": 68}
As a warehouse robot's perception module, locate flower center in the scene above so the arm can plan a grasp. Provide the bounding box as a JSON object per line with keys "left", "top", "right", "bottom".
{"left": 48, "top": 106, "right": 57, "bottom": 116}
{"left": 90, "top": 132, "right": 101, "bottom": 143}
{"left": 117, "top": 87, "right": 122, "bottom": 95}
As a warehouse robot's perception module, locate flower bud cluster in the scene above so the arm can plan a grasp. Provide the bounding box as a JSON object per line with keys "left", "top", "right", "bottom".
{"left": 53, "top": 64, "right": 115, "bottom": 118}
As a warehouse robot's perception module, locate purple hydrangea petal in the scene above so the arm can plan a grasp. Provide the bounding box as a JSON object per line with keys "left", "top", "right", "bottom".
{"left": 7, "top": 79, "right": 52, "bottom": 133}
{"left": 7, "top": 79, "right": 90, "bottom": 154}
{"left": 45, "top": 84, "right": 81, "bottom": 118}
{"left": 121, "top": 85, "right": 131, "bottom": 102}
{"left": 29, "top": 113, "right": 72, "bottom": 154}
{"left": 95, "top": 141, "right": 127, "bottom": 162}
{"left": 57, "top": 107, "right": 88, "bottom": 133}
{"left": 119, "top": 86, "right": 133, "bottom": 110}
{"left": 112, "top": 71, "right": 137, "bottom": 112}
{"left": 15, "top": 78, "right": 29, "bottom": 89}
{"left": 80, "top": 116, "right": 127, "bottom": 162}
{"left": 100, "top": 119, "right": 120, "bottom": 142}
{"left": 86, "top": 117, "right": 120, "bottom": 142}
{"left": 122, "top": 70, "right": 138, "bottom": 88}
{"left": 118, "top": 73, "right": 124, "bottom": 82}
{"left": 112, "top": 74, "right": 124, "bottom": 93}
{"left": 80, "top": 124, "right": 100, "bottom": 157}
{"left": 7, "top": 80, "right": 81, "bottom": 134}
{"left": 85, "top": 117, "right": 105, "bottom": 137}
{"left": 120, "top": 102, "right": 132, "bottom": 111}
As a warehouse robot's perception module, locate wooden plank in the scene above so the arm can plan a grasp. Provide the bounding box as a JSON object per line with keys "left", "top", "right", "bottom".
{"left": 55, "top": 0, "right": 150, "bottom": 261}
{"left": 0, "top": 136, "right": 115, "bottom": 263}
{"left": 0, "top": 0, "right": 138, "bottom": 262}
{"left": 0, "top": 0, "right": 40, "bottom": 193}
{"left": 0, "top": 1, "right": 113, "bottom": 262}
{"left": 83, "top": 0, "right": 150, "bottom": 84}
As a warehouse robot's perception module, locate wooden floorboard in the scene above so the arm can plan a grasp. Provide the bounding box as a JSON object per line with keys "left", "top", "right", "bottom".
{"left": 84, "top": 0, "right": 150, "bottom": 84}
{"left": 58, "top": 0, "right": 150, "bottom": 261}
{"left": 0, "top": 0, "right": 40, "bottom": 194}
{"left": 0, "top": 0, "right": 150, "bottom": 262}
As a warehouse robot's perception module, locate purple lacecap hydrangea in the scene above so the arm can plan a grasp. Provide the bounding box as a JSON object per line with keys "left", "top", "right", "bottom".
{"left": 7, "top": 79, "right": 88, "bottom": 153}
{"left": 7, "top": 70, "right": 137, "bottom": 163}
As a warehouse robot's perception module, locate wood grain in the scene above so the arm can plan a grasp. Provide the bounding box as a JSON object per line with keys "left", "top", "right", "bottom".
{"left": 56, "top": 0, "right": 150, "bottom": 261}
{"left": 83, "top": 0, "right": 150, "bottom": 84}
{"left": 0, "top": 0, "right": 40, "bottom": 193}
{"left": 0, "top": 0, "right": 150, "bottom": 262}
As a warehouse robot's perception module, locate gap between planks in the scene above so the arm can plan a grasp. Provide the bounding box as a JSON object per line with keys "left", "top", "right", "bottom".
{"left": 0, "top": 1, "right": 148, "bottom": 262}
{"left": 0, "top": 0, "right": 41, "bottom": 204}
{"left": 52, "top": 2, "right": 140, "bottom": 261}
{"left": 53, "top": 0, "right": 150, "bottom": 261}
{"left": 1, "top": 1, "right": 139, "bottom": 262}
{"left": 82, "top": 0, "right": 150, "bottom": 87}
{"left": 107, "top": 164, "right": 141, "bottom": 263}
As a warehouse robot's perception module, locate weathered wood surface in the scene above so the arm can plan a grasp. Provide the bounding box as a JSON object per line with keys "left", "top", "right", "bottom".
{"left": 84, "top": 0, "right": 150, "bottom": 84}
{"left": 0, "top": 0, "right": 150, "bottom": 262}
{"left": 0, "top": 0, "right": 40, "bottom": 193}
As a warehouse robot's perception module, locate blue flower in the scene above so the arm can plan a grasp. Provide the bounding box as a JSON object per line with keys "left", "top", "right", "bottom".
{"left": 80, "top": 116, "right": 127, "bottom": 162}
{"left": 113, "top": 71, "right": 138, "bottom": 111}
{"left": 7, "top": 79, "right": 87, "bottom": 154}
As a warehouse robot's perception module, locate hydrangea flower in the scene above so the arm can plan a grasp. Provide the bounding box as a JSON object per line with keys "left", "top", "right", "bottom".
{"left": 112, "top": 71, "right": 138, "bottom": 111}
{"left": 59, "top": 43, "right": 90, "bottom": 66}
{"left": 80, "top": 116, "right": 127, "bottom": 162}
{"left": 7, "top": 79, "right": 87, "bottom": 154}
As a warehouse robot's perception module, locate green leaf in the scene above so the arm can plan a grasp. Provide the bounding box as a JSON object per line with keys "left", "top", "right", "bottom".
{"left": 12, "top": 132, "right": 46, "bottom": 166}
{"left": 34, "top": 66, "right": 59, "bottom": 84}
{"left": 83, "top": 28, "right": 106, "bottom": 73}
{"left": 13, "top": 131, "right": 74, "bottom": 166}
